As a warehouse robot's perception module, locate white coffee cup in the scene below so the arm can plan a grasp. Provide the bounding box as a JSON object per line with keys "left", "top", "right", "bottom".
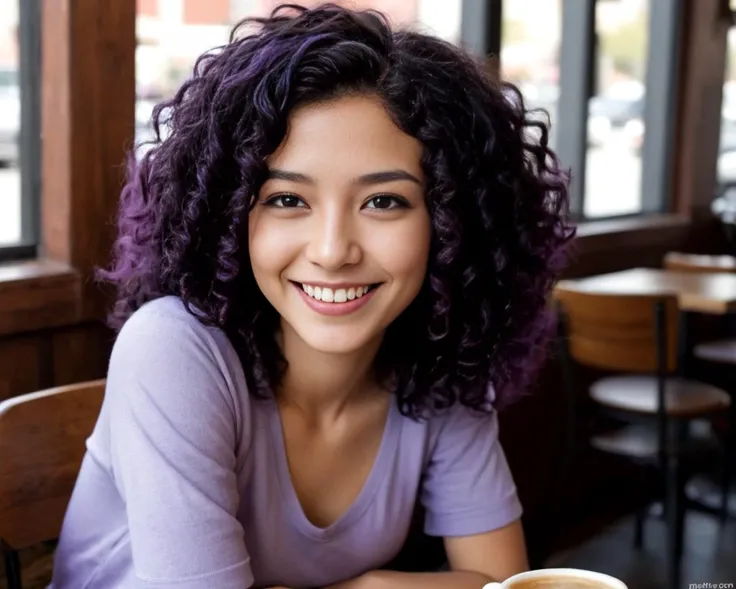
{"left": 482, "top": 567, "right": 628, "bottom": 589}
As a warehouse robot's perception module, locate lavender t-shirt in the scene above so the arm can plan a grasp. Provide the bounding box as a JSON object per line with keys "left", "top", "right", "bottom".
{"left": 50, "top": 297, "right": 522, "bottom": 589}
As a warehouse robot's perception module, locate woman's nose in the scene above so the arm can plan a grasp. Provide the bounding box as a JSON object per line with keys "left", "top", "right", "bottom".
{"left": 305, "top": 209, "right": 362, "bottom": 270}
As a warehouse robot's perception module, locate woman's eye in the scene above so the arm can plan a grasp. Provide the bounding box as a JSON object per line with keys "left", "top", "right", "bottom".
{"left": 264, "top": 194, "right": 305, "bottom": 208}
{"left": 364, "top": 195, "right": 409, "bottom": 210}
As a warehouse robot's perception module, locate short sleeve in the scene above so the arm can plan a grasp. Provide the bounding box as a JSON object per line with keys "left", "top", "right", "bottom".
{"left": 420, "top": 403, "right": 523, "bottom": 537}
{"left": 106, "top": 302, "right": 253, "bottom": 588}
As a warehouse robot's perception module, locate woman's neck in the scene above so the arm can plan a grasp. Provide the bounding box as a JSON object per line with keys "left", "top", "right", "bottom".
{"left": 276, "top": 323, "right": 385, "bottom": 423}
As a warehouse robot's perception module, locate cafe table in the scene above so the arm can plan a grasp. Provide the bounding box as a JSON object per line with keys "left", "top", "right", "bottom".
{"left": 555, "top": 267, "right": 736, "bottom": 315}
{"left": 663, "top": 252, "right": 736, "bottom": 275}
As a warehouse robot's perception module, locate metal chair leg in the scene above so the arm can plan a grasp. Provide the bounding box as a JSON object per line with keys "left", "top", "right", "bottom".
{"left": 3, "top": 547, "right": 22, "bottom": 589}
{"left": 721, "top": 437, "right": 734, "bottom": 521}
{"left": 667, "top": 457, "right": 686, "bottom": 589}
{"left": 721, "top": 405, "right": 736, "bottom": 521}
{"left": 633, "top": 507, "right": 646, "bottom": 549}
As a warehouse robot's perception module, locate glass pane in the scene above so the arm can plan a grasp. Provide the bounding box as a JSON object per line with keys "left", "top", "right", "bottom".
{"left": 135, "top": 0, "right": 462, "bottom": 158}
{"left": 500, "top": 0, "right": 561, "bottom": 149}
{"left": 0, "top": 1, "right": 21, "bottom": 245}
{"left": 714, "top": 28, "right": 736, "bottom": 234}
{"left": 584, "top": 0, "right": 648, "bottom": 219}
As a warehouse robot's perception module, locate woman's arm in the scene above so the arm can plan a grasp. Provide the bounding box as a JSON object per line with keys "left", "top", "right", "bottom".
{"left": 326, "top": 519, "right": 527, "bottom": 589}
{"left": 328, "top": 570, "right": 493, "bottom": 589}
{"left": 443, "top": 519, "right": 528, "bottom": 581}
{"left": 106, "top": 304, "right": 253, "bottom": 587}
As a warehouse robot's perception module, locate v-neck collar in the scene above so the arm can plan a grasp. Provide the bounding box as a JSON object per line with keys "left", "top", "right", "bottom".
{"left": 265, "top": 395, "right": 402, "bottom": 541}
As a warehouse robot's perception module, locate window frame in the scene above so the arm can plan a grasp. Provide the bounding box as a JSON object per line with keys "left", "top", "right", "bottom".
{"left": 460, "top": 0, "right": 502, "bottom": 62}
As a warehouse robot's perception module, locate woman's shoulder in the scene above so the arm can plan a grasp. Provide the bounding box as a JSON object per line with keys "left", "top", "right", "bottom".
{"left": 120, "top": 296, "right": 227, "bottom": 348}
{"left": 421, "top": 387, "right": 497, "bottom": 428}
{"left": 416, "top": 397, "right": 499, "bottom": 450}
{"left": 114, "top": 296, "right": 242, "bottom": 383}
{"left": 123, "top": 295, "right": 208, "bottom": 332}
{"left": 108, "top": 296, "right": 250, "bottom": 419}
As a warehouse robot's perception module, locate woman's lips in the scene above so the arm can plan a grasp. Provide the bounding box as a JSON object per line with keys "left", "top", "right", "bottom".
{"left": 292, "top": 282, "right": 379, "bottom": 316}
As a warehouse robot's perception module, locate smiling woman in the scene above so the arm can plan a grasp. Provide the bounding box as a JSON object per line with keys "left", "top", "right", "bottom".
{"left": 49, "top": 4, "right": 573, "bottom": 589}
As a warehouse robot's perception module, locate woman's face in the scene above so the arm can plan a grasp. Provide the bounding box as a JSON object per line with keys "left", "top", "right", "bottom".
{"left": 248, "top": 94, "right": 431, "bottom": 356}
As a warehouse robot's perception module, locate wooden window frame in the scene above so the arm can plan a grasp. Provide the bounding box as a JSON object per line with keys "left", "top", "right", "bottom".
{"left": 0, "top": 0, "right": 134, "bottom": 336}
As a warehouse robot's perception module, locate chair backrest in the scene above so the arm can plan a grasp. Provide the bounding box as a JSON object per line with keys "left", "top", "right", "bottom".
{"left": 0, "top": 379, "right": 105, "bottom": 550}
{"left": 555, "top": 287, "right": 679, "bottom": 374}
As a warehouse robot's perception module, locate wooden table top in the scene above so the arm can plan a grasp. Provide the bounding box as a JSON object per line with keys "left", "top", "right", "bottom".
{"left": 663, "top": 252, "right": 736, "bottom": 273}
{"left": 555, "top": 268, "right": 736, "bottom": 315}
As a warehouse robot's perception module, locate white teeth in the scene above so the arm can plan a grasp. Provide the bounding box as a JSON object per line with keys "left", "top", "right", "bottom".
{"left": 300, "top": 283, "right": 374, "bottom": 303}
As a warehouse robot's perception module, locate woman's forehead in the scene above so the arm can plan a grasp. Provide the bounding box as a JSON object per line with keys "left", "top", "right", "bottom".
{"left": 267, "top": 95, "right": 424, "bottom": 180}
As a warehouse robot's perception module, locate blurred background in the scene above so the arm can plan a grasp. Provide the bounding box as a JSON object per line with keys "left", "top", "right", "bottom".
{"left": 0, "top": 0, "right": 702, "bottom": 245}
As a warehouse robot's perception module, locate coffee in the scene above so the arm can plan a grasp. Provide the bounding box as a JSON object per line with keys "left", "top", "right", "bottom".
{"left": 507, "top": 578, "right": 615, "bottom": 589}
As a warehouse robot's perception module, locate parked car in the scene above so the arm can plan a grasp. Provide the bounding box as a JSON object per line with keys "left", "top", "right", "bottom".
{"left": 625, "top": 114, "right": 736, "bottom": 199}
{"left": 589, "top": 94, "right": 643, "bottom": 129}
{"left": 0, "top": 67, "right": 19, "bottom": 165}
{"left": 624, "top": 90, "right": 736, "bottom": 200}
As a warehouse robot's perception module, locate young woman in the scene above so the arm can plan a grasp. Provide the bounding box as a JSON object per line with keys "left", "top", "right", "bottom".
{"left": 51, "top": 4, "right": 572, "bottom": 588}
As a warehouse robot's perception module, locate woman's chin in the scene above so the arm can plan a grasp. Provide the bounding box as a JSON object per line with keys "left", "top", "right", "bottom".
{"left": 293, "top": 325, "right": 383, "bottom": 357}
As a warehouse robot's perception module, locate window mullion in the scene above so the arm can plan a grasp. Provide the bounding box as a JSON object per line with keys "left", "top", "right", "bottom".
{"left": 18, "top": 0, "right": 42, "bottom": 250}
{"left": 641, "top": 0, "right": 683, "bottom": 214}
{"left": 556, "top": 0, "right": 596, "bottom": 218}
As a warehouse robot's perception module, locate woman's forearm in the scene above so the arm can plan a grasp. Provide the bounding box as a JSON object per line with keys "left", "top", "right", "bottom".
{"left": 327, "top": 569, "right": 496, "bottom": 589}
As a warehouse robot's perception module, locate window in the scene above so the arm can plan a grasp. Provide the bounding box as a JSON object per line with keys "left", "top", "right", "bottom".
{"left": 501, "top": 0, "right": 561, "bottom": 149}
{"left": 134, "top": 0, "right": 682, "bottom": 222}
{"left": 0, "top": 52, "right": 20, "bottom": 246}
{"left": 0, "top": 0, "right": 40, "bottom": 260}
{"left": 135, "top": 0, "right": 463, "bottom": 159}
{"left": 585, "top": 0, "right": 648, "bottom": 218}
{"left": 714, "top": 26, "right": 736, "bottom": 226}
{"left": 502, "top": 0, "right": 681, "bottom": 221}
{"left": 0, "top": 2, "right": 19, "bottom": 251}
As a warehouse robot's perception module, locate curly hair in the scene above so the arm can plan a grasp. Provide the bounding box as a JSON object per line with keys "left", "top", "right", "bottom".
{"left": 101, "top": 3, "right": 574, "bottom": 417}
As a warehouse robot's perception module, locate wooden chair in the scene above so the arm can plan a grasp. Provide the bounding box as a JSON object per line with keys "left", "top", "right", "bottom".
{"left": 555, "top": 288, "right": 730, "bottom": 589}
{"left": 692, "top": 339, "right": 736, "bottom": 519}
{"left": 0, "top": 380, "right": 105, "bottom": 589}
{"left": 663, "top": 251, "right": 736, "bottom": 518}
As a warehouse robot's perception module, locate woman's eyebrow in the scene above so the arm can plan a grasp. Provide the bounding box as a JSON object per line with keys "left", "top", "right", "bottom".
{"left": 354, "top": 170, "right": 423, "bottom": 186}
{"left": 266, "top": 168, "right": 423, "bottom": 186}
{"left": 267, "top": 169, "right": 314, "bottom": 184}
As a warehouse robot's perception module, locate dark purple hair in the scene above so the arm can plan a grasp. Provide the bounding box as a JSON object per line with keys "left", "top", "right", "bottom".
{"left": 101, "top": 3, "right": 574, "bottom": 417}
